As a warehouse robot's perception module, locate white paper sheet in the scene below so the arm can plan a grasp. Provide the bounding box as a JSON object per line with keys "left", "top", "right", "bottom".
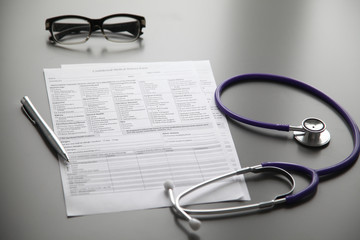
{"left": 44, "top": 60, "right": 249, "bottom": 216}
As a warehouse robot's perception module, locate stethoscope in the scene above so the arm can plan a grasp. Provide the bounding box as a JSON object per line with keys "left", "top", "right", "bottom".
{"left": 164, "top": 74, "right": 360, "bottom": 230}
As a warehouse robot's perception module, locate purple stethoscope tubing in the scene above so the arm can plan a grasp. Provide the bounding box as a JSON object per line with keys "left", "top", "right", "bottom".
{"left": 215, "top": 74, "right": 360, "bottom": 203}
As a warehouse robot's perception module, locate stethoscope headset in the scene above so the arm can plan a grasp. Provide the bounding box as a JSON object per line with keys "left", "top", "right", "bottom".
{"left": 164, "top": 74, "right": 360, "bottom": 230}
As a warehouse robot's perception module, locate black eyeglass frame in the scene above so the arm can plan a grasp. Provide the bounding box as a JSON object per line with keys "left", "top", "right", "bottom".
{"left": 45, "top": 13, "right": 146, "bottom": 44}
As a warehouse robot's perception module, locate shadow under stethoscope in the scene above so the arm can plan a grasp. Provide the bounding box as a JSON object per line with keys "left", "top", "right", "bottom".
{"left": 45, "top": 37, "right": 144, "bottom": 56}
{"left": 173, "top": 215, "right": 201, "bottom": 240}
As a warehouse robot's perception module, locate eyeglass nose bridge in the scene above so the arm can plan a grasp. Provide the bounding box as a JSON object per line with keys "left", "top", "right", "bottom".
{"left": 89, "top": 19, "right": 106, "bottom": 37}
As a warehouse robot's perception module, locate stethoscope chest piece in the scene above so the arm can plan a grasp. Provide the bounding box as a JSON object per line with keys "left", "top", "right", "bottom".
{"left": 293, "top": 117, "right": 330, "bottom": 147}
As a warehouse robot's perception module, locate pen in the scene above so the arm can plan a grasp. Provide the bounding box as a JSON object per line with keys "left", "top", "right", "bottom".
{"left": 21, "top": 96, "right": 70, "bottom": 162}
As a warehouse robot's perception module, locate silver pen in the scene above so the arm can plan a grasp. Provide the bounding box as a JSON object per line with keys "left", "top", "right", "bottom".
{"left": 21, "top": 96, "right": 70, "bottom": 162}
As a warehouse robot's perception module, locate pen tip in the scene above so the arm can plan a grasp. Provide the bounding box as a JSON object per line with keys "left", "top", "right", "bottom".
{"left": 61, "top": 153, "right": 70, "bottom": 163}
{"left": 64, "top": 158, "right": 71, "bottom": 165}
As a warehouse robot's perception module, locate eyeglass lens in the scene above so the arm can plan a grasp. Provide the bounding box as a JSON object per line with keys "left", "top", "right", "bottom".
{"left": 51, "top": 18, "right": 91, "bottom": 44}
{"left": 102, "top": 16, "right": 141, "bottom": 43}
{"left": 51, "top": 16, "right": 141, "bottom": 44}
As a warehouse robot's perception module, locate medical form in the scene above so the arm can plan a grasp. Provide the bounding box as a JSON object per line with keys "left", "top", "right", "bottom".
{"left": 44, "top": 61, "right": 249, "bottom": 216}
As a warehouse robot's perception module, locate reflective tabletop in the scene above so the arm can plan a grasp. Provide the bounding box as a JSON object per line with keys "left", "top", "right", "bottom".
{"left": 1, "top": 0, "right": 360, "bottom": 239}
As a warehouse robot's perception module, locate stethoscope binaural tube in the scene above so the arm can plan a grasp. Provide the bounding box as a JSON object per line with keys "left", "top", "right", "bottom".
{"left": 164, "top": 162, "right": 318, "bottom": 230}
{"left": 164, "top": 164, "right": 297, "bottom": 230}
{"left": 214, "top": 74, "right": 360, "bottom": 177}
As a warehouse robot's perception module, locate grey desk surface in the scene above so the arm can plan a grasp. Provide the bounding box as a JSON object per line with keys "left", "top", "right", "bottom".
{"left": 1, "top": 0, "right": 360, "bottom": 239}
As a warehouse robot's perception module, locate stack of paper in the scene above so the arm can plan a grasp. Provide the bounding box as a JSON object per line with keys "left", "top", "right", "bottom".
{"left": 43, "top": 60, "right": 249, "bottom": 216}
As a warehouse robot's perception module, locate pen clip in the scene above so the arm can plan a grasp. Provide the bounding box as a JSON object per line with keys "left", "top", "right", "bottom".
{"left": 21, "top": 106, "right": 36, "bottom": 124}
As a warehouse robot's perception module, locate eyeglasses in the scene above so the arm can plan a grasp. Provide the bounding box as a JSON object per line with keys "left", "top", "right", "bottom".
{"left": 45, "top": 14, "right": 146, "bottom": 45}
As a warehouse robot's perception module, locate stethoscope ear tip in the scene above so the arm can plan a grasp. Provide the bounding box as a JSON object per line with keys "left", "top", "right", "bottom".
{"left": 163, "top": 180, "right": 202, "bottom": 230}
{"left": 164, "top": 180, "right": 175, "bottom": 190}
{"left": 189, "top": 218, "right": 201, "bottom": 231}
